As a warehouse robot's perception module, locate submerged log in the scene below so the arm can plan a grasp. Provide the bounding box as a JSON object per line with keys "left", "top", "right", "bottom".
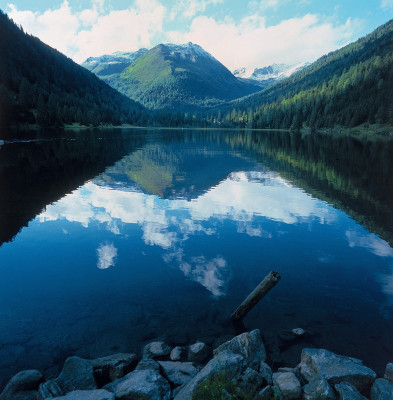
{"left": 231, "top": 271, "right": 281, "bottom": 321}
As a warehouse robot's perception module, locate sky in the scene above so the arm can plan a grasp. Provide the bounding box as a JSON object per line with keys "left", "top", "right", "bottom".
{"left": 1, "top": 0, "right": 393, "bottom": 71}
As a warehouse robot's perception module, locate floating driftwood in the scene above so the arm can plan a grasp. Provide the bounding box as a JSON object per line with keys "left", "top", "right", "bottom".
{"left": 231, "top": 270, "right": 281, "bottom": 321}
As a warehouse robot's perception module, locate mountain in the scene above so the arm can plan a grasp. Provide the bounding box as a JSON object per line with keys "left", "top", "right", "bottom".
{"left": 83, "top": 42, "right": 261, "bottom": 111}
{"left": 233, "top": 63, "right": 309, "bottom": 82}
{"left": 215, "top": 19, "right": 393, "bottom": 130}
{"left": 0, "top": 10, "right": 146, "bottom": 128}
{"left": 81, "top": 49, "right": 148, "bottom": 78}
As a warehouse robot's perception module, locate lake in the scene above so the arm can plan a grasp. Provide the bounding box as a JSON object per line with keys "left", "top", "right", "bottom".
{"left": 0, "top": 128, "right": 393, "bottom": 387}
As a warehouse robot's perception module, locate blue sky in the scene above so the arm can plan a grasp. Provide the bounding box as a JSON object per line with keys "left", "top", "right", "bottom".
{"left": 1, "top": 0, "right": 392, "bottom": 71}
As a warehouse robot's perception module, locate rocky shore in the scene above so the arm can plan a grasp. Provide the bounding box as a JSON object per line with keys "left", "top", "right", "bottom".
{"left": 1, "top": 329, "right": 392, "bottom": 400}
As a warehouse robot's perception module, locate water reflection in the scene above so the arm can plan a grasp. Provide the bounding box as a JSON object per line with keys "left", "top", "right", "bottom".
{"left": 38, "top": 169, "right": 338, "bottom": 296}
{"left": 97, "top": 242, "right": 117, "bottom": 270}
{"left": 1, "top": 128, "right": 393, "bottom": 386}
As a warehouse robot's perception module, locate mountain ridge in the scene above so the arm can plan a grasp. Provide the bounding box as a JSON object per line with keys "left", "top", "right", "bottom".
{"left": 82, "top": 42, "right": 262, "bottom": 111}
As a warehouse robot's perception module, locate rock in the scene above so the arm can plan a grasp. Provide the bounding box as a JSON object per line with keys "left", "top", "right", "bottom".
{"left": 273, "top": 372, "right": 302, "bottom": 400}
{"left": 303, "top": 375, "right": 335, "bottom": 400}
{"left": 91, "top": 353, "right": 138, "bottom": 385}
{"left": 235, "top": 367, "right": 266, "bottom": 397}
{"left": 170, "top": 347, "right": 187, "bottom": 362}
{"left": 278, "top": 368, "right": 307, "bottom": 386}
{"left": 298, "top": 349, "right": 376, "bottom": 394}
{"left": 291, "top": 328, "right": 306, "bottom": 337}
{"left": 371, "top": 378, "right": 393, "bottom": 400}
{"left": 55, "top": 357, "right": 96, "bottom": 394}
{"left": 38, "top": 379, "right": 63, "bottom": 400}
{"left": 135, "top": 357, "right": 161, "bottom": 372}
{"left": 175, "top": 350, "right": 246, "bottom": 400}
{"left": 188, "top": 342, "right": 210, "bottom": 363}
{"left": 143, "top": 341, "right": 172, "bottom": 359}
{"left": 259, "top": 362, "right": 273, "bottom": 385}
{"left": 334, "top": 382, "right": 368, "bottom": 400}
{"left": 384, "top": 363, "right": 393, "bottom": 383}
{"left": 104, "top": 369, "right": 170, "bottom": 400}
{"left": 0, "top": 370, "right": 43, "bottom": 400}
{"left": 256, "top": 385, "right": 274, "bottom": 400}
{"left": 51, "top": 389, "right": 114, "bottom": 400}
{"left": 213, "top": 329, "right": 266, "bottom": 371}
{"left": 158, "top": 361, "right": 199, "bottom": 387}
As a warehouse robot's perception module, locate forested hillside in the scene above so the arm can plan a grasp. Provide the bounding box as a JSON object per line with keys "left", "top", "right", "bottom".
{"left": 211, "top": 19, "right": 393, "bottom": 130}
{"left": 0, "top": 10, "right": 147, "bottom": 127}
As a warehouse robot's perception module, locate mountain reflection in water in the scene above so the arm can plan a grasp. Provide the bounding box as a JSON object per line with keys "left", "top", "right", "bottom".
{"left": 0, "top": 128, "right": 393, "bottom": 388}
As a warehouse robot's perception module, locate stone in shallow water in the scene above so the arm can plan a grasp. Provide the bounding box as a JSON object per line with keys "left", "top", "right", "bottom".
{"left": 38, "top": 379, "right": 63, "bottom": 400}
{"left": 158, "top": 361, "right": 199, "bottom": 387}
{"left": 55, "top": 357, "right": 96, "bottom": 394}
{"left": 370, "top": 378, "right": 393, "bottom": 400}
{"left": 259, "top": 362, "right": 273, "bottom": 385}
{"left": 298, "top": 348, "right": 376, "bottom": 394}
{"left": 384, "top": 363, "right": 393, "bottom": 383}
{"left": 213, "top": 329, "right": 266, "bottom": 371}
{"left": 188, "top": 342, "right": 210, "bottom": 363}
{"left": 104, "top": 369, "right": 171, "bottom": 400}
{"left": 303, "top": 375, "right": 335, "bottom": 400}
{"left": 91, "top": 353, "right": 138, "bottom": 384}
{"left": 335, "top": 382, "right": 368, "bottom": 400}
{"left": 0, "top": 370, "right": 43, "bottom": 400}
{"left": 170, "top": 347, "right": 187, "bottom": 362}
{"left": 273, "top": 372, "right": 302, "bottom": 400}
{"left": 51, "top": 389, "right": 114, "bottom": 400}
{"left": 143, "top": 341, "right": 172, "bottom": 359}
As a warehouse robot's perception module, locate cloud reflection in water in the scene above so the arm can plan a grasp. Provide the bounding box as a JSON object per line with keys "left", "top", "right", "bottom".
{"left": 38, "top": 170, "right": 337, "bottom": 295}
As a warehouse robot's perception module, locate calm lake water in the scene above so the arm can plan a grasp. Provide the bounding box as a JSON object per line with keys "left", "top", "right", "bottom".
{"left": 0, "top": 128, "right": 393, "bottom": 386}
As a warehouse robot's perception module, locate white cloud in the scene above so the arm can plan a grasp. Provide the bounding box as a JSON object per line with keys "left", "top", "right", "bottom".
{"left": 346, "top": 230, "right": 393, "bottom": 258}
{"left": 7, "top": 1, "right": 361, "bottom": 68}
{"left": 7, "top": 0, "right": 167, "bottom": 63}
{"left": 97, "top": 242, "right": 117, "bottom": 269}
{"left": 167, "top": 13, "right": 360, "bottom": 70}
{"left": 170, "top": 0, "right": 223, "bottom": 19}
{"left": 164, "top": 249, "right": 230, "bottom": 296}
{"left": 381, "top": 0, "right": 393, "bottom": 9}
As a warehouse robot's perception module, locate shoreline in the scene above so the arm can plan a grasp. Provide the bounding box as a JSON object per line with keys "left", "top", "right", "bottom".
{"left": 1, "top": 329, "right": 391, "bottom": 400}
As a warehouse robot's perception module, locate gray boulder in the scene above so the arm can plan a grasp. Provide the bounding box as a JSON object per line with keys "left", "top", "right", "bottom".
{"left": 175, "top": 350, "right": 246, "bottom": 400}
{"left": 55, "top": 357, "right": 96, "bottom": 394}
{"left": 384, "top": 363, "right": 393, "bottom": 383}
{"left": 143, "top": 341, "right": 172, "bottom": 359}
{"left": 273, "top": 372, "right": 302, "bottom": 400}
{"left": 158, "top": 361, "right": 199, "bottom": 387}
{"left": 170, "top": 347, "right": 187, "bottom": 362}
{"left": 38, "top": 379, "right": 63, "bottom": 400}
{"left": 334, "top": 382, "right": 368, "bottom": 400}
{"left": 188, "top": 342, "right": 210, "bottom": 363}
{"left": 135, "top": 357, "right": 161, "bottom": 372}
{"left": 371, "top": 378, "right": 393, "bottom": 400}
{"left": 213, "top": 329, "right": 266, "bottom": 371}
{"left": 104, "top": 369, "right": 171, "bottom": 400}
{"left": 298, "top": 349, "right": 376, "bottom": 394}
{"left": 259, "top": 362, "right": 273, "bottom": 385}
{"left": 0, "top": 370, "right": 43, "bottom": 400}
{"left": 236, "top": 367, "right": 266, "bottom": 397}
{"left": 303, "top": 375, "right": 335, "bottom": 400}
{"left": 51, "top": 390, "right": 114, "bottom": 400}
{"left": 91, "top": 353, "right": 138, "bottom": 384}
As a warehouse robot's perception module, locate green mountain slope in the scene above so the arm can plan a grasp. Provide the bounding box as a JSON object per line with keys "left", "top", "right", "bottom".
{"left": 100, "top": 43, "right": 261, "bottom": 111}
{"left": 215, "top": 19, "right": 393, "bottom": 130}
{"left": 0, "top": 10, "right": 146, "bottom": 128}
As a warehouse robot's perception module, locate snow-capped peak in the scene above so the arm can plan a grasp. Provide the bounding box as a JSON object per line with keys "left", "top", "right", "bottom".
{"left": 233, "top": 62, "right": 310, "bottom": 82}
{"left": 163, "top": 42, "right": 216, "bottom": 62}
